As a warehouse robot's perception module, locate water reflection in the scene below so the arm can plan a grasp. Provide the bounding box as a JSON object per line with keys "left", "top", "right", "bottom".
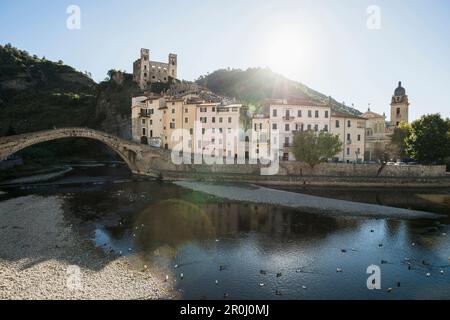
{"left": 3, "top": 166, "right": 449, "bottom": 299}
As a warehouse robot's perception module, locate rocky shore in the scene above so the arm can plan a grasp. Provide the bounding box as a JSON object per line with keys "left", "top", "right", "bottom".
{"left": 0, "top": 195, "right": 173, "bottom": 300}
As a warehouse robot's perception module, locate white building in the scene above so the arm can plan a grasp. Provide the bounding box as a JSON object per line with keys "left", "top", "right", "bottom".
{"left": 269, "top": 99, "right": 331, "bottom": 161}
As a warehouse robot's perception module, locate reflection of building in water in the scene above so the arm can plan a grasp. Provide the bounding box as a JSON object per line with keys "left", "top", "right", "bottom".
{"left": 201, "top": 202, "right": 359, "bottom": 239}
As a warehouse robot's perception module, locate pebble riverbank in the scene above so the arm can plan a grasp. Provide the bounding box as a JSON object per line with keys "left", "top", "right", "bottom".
{"left": 175, "top": 181, "right": 440, "bottom": 219}
{"left": 0, "top": 195, "right": 173, "bottom": 300}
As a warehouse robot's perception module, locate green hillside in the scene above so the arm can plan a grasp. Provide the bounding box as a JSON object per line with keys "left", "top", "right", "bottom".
{"left": 196, "top": 68, "right": 362, "bottom": 115}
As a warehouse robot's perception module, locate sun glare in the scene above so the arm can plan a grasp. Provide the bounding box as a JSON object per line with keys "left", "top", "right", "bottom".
{"left": 265, "top": 27, "right": 308, "bottom": 76}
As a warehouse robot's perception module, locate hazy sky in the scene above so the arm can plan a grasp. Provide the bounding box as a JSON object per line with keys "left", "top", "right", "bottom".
{"left": 1, "top": 0, "right": 449, "bottom": 120}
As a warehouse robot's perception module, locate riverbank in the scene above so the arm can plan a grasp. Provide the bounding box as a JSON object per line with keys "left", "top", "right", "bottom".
{"left": 0, "top": 195, "right": 173, "bottom": 300}
{"left": 175, "top": 181, "right": 440, "bottom": 219}
{"left": 159, "top": 171, "right": 450, "bottom": 188}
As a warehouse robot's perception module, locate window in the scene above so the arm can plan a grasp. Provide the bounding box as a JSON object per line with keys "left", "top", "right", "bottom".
{"left": 347, "top": 134, "right": 351, "bottom": 141}
{"left": 172, "top": 109, "right": 175, "bottom": 114}
{"left": 347, "top": 120, "right": 352, "bottom": 128}
{"left": 357, "top": 134, "right": 361, "bottom": 141}
{"left": 285, "top": 124, "right": 290, "bottom": 132}
{"left": 397, "top": 108, "right": 401, "bottom": 115}
{"left": 285, "top": 137, "right": 290, "bottom": 146}
{"left": 273, "top": 109, "right": 278, "bottom": 117}
{"left": 254, "top": 123, "right": 257, "bottom": 131}
{"left": 212, "top": 107, "right": 216, "bottom": 112}
{"left": 212, "top": 117, "right": 216, "bottom": 123}
{"left": 170, "top": 123, "right": 175, "bottom": 129}
{"left": 260, "top": 124, "right": 263, "bottom": 130}
{"left": 150, "top": 120, "right": 153, "bottom": 125}
{"left": 272, "top": 123, "right": 278, "bottom": 130}
{"left": 142, "top": 128, "right": 146, "bottom": 136}
{"left": 150, "top": 130, "right": 153, "bottom": 138}
{"left": 185, "top": 108, "right": 188, "bottom": 113}
{"left": 308, "top": 110, "right": 312, "bottom": 118}
{"left": 202, "top": 128, "right": 206, "bottom": 135}
{"left": 285, "top": 110, "right": 290, "bottom": 118}
{"left": 298, "top": 110, "right": 302, "bottom": 117}
{"left": 228, "top": 117, "right": 232, "bottom": 123}
{"left": 324, "top": 124, "right": 329, "bottom": 132}
{"left": 347, "top": 148, "right": 350, "bottom": 155}
{"left": 315, "top": 110, "right": 319, "bottom": 118}
{"left": 190, "top": 128, "right": 194, "bottom": 135}
{"left": 185, "top": 118, "right": 188, "bottom": 124}
{"left": 141, "top": 119, "right": 146, "bottom": 125}
{"left": 325, "top": 111, "right": 329, "bottom": 118}
{"left": 307, "top": 124, "right": 312, "bottom": 130}
{"left": 219, "top": 128, "right": 223, "bottom": 133}
{"left": 314, "top": 124, "right": 319, "bottom": 131}
{"left": 219, "top": 117, "right": 223, "bottom": 123}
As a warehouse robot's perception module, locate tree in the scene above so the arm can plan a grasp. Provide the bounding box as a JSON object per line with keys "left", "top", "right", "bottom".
{"left": 372, "top": 142, "right": 387, "bottom": 163}
{"left": 406, "top": 114, "right": 450, "bottom": 164}
{"left": 388, "top": 121, "right": 411, "bottom": 161}
{"left": 292, "top": 130, "right": 343, "bottom": 168}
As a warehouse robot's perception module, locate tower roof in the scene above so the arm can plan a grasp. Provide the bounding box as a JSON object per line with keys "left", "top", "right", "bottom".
{"left": 394, "top": 81, "right": 406, "bottom": 97}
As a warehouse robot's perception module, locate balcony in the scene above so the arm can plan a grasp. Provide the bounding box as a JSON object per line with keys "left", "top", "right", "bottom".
{"left": 140, "top": 110, "right": 153, "bottom": 117}
{"left": 282, "top": 116, "right": 295, "bottom": 121}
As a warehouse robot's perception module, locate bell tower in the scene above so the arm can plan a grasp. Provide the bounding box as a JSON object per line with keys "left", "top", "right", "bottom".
{"left": 390, "top": 81, "right": 409, "bottom": 127}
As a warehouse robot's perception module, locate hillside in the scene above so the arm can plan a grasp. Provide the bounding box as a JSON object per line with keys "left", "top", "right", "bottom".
{"left": 0, "top": 44, "right": 141, "bottom": 165}
{"left": 196, "top": 68, "right": 362, "bottom": 115}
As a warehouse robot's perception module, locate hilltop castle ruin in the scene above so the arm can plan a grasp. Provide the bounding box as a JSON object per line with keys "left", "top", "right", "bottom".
{"left": 133, "top": 48, "right": 177, "bottom": 90}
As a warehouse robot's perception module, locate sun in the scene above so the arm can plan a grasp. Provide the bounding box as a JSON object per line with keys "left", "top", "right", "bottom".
{"left": 265, "top": 27, "right": 308, "bottom": 76}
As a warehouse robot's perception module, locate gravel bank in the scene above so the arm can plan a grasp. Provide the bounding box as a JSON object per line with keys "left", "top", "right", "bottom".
{"left": 0, "top": 195, "right": 173, "bottom": 300}
{"left": 0, "top": 167, "right": 73, "bottom": 186}
{"left": 175, "top": 181, "right": 439, "bottom": 219}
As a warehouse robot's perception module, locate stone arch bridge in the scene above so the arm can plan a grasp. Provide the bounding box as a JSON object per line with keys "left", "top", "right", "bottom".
{"left": 0, "top": 128, "right": 175, "bottom": 177}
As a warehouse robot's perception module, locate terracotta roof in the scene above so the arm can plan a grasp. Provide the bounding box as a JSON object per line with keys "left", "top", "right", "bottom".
{"left": 360, "top": 110, "right": 385, "bottom": 119}
{"left": 331, "top": 110, "right": 366, "bottom": 120}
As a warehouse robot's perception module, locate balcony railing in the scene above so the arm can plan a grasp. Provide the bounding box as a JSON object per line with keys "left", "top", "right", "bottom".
{"left": 282, "top": 116, "right": 295, "bottom": 121}
{"left": 140, "top": 111, "right": 153, "bottom": 117}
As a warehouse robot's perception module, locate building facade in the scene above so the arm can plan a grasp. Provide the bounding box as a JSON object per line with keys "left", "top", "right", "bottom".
{"left": 269, "top": 100, "right": 331, "bottom": 161}
{"left": 250, "top": 116, "right": 271, "bottom": 161}
{"left": 331, "top": 111, "right": 366, "bottom": 163}
{"left": 390, "top": 81, "right": 409, "bottom": 127}
{"left": 133, "top": 48, "right": 178, "bottom": 91}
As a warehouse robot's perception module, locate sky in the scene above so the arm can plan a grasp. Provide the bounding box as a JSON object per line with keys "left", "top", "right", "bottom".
{"left": 0, "top": 0, "right": 449, "bottom": 120}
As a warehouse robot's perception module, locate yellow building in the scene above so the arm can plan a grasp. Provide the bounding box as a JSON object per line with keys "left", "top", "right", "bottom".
{"left": 162, "top": 98, "right": 184, "bottom": 150}
{"left": 131, "top": 94, "right": 166, "bottom": 147}
{"left": 331, "top": 111, "right": 366, "bottom": 163}
{"left": 250, "top": 116, "right": 271, "bottom": 161}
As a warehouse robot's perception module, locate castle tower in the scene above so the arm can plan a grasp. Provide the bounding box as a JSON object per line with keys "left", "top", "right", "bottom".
{"left": 390, "top": 81, "right": 409, "bottom": 127}
{"left": 168, "top": 53, "right": 177, "bottom": 79}
{"left": 139, "top": 49, "right": 150, "bottom": 89}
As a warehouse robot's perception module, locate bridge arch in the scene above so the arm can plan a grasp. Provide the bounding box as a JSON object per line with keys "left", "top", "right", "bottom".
{"left": 0, "top": 128, "right": 144, "bottom": 172}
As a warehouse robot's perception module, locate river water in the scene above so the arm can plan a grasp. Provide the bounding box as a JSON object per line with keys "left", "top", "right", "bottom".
{"left": 1, "top": 165, "right": 449, "bottom": 300}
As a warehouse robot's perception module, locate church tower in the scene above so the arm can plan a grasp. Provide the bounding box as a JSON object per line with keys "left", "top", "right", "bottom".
{"left": 390, "top": 81, "right": 409, "bottom": 127}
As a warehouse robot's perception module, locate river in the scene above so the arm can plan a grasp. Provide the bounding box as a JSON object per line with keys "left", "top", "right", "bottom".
{"left": 0, "top": 164, "right": 449, "bottom": 300}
